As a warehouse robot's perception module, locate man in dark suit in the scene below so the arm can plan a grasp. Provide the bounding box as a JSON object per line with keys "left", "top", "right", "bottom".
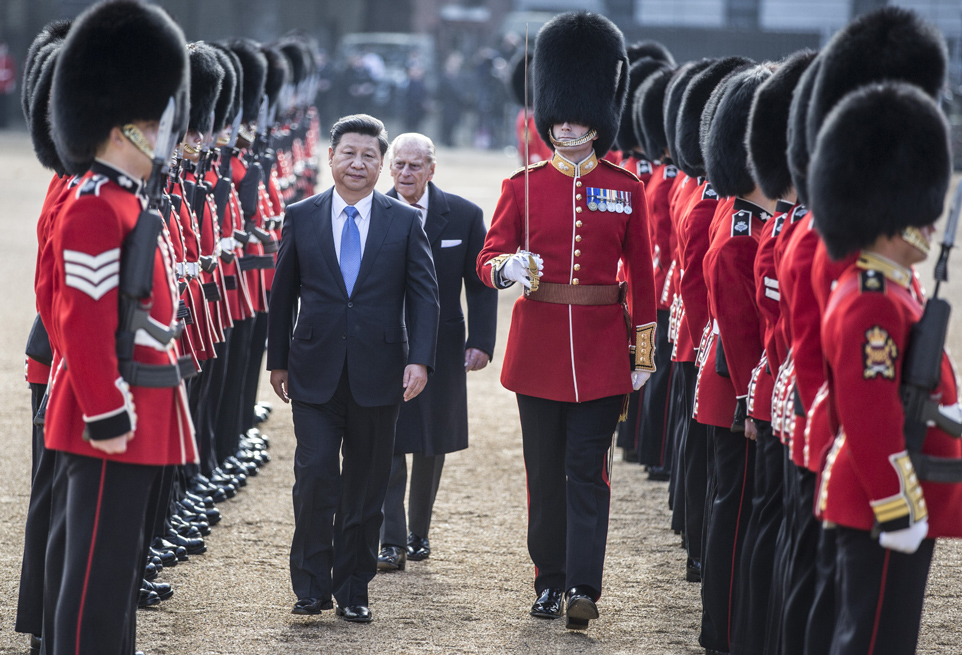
{"left": 377, "top": 134, "right": 498, "bottom": 571}
{"left": 267, "top": 114, "right": 440, "bottom": 623}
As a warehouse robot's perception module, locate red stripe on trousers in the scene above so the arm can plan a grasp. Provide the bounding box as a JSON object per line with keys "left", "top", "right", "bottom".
{"left": 727, "top": 439, "right": 751, "bottom": 645}
{"left": 868, "top": 549, "right": 891, "bottom": 655}
{"left": 76, "top": 458, "right": 108, "bottom": 655}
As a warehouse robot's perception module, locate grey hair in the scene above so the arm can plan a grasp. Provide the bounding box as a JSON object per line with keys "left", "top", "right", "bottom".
{"left": 388, "top": 132, "right": 436, "bottom": 164}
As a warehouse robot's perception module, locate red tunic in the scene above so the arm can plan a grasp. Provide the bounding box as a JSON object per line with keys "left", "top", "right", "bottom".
{"left": 620, "top": 156, "right": 654, "bottom": 189}
{"left": 231, "top": 155, "right": 267, "bottom": 313}
{"left": 695, "top": 197, "right": 768, "bottom": 428}
{"left": 648, "top": 163, "right": 679, "bottom": 310}
{"left": 44, "top": 162, "right": 198, "bottom": 466}
{"left": 675, "top": 180, "right": 720, "bottom": 364}
{"left": 819, "top": 255, "right": 962, "bottom": 538}
{"left": 477, "top": 151, "right": 657, "bottom": 403}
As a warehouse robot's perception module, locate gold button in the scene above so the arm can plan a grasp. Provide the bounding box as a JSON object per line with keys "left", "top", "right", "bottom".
{"left": 574, "top": 264, "right": 581, "bottom": 271}
{"left": 576, "top": 181, "right": 583, "bottom": 187}
{"left": 572, "top": 278, "right": 580, "bottom": 285}
{"left": 574, "top": 249, "right": 581, "bottom": 257}
{"left": 576, "top": 194, "right": 583, "bottom": 200}
{"left": 576, "top": 220, "right": 583, "bottom": 227}
{"left": 576, "top": 235, "right": 582, "bottom": 242}
{"left": 576, "top": 206, "right": 582, "bottom": 214}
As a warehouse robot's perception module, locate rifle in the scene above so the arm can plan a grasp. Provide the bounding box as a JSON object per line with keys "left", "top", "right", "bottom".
{"left": 901, "top": 179, "right": 962, "bottom": 481}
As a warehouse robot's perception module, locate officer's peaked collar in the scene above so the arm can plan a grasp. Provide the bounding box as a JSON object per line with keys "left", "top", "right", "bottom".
{"left": 733, "top": 197, "right": 773, "bottom": 222}
{"left": 551, "top": 150, "right": 598, "bottom": 178}
{"left": 91, "top": 159, "right": 144, "bottom": 196}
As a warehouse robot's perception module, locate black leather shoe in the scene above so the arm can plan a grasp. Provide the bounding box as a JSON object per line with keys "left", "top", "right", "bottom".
{"left": 144, "top": 562, "right": 159, "bottom": 581}
{"left": 705, "top": 650, "right": 729, "bottom": 655}
{"left": 565, "top": 586, "right": 599, "bottom": 630}
{"left": 150, "top": 545, "right": 177, "bottom": 567}
{"left": 336, "top": 604, "right": 372, "bottom": 623}
{"left": 530, "top": 587, "right": 563, "bottom": 619}
{"left": 686, "top": 558, "right": 702, "bottom": 583}
{"left": 406, "top": 533, "right": 431, "bottom": 561}
{"left": 647, "top": 466, "right": 671, "bottom": 481}
{"left": 377, "top": 545, "right": 406, "bottom": 571}
{"left": 292, "top": 597, "right": 333, "bottom": 615}
{"left": 29, "top": 634, "right": 40, "bottom": 655}
{"left": 143, "top": 579, "right": 173, "bottom": 601}
{"left": 138, "top": 589, "right": 161, "bottom": 608}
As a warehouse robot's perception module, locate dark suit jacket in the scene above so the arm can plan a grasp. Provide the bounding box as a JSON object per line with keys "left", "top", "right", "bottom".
{"left": 388, "top": 182, "right": 498, "bottom": 455}
{"left": 266, "top": 187, "right": 440, "bottom": 407}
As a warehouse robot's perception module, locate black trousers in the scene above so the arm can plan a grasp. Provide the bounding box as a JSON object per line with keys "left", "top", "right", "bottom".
{"left": 805, "top": 524, "right": 837, "bottom": 655}
{"left": 240, "top": 310, "right": 270, "bottom": 435}
{"left": 765, "top": 443, "right": 798, "bottom": 654}
{"left": 289, "top": 365, "right": 399, "bottom": 607}
{"left": 667, "top": 360, "right": 691, "bottom": 534}
{"left": 639, "top": 309, "right": 673, "bottom": 468}
{"left": 615, "top": 388, "right": 643, "bottom": 454}
{"left": 16, "top": 382, "right": 53, "bottom": 636}
{"left": 215, "top": 318, "right": 253, "bottom": 461}
{"left": 207, "top": 328, "right": 233, "bottom": 466}
{"left": 42, "top": 453, "right": 159, "bottom": 655}
{"left": 731, "top": 420, "right": 783, "bottom": 655}
{"left": 782, "top": 467, "right": 820, "bottom": 655}
{"left": 380, "top": 452, "right": 445, "bottom": 547}
{"left": 700, "top": 425, "right": 755, "bottom": 653}
{"left": 830, "top": 527, "right": 934, "bottom": 655}
{"left": 516, "top": 392, "right": 623, "bottom": 598}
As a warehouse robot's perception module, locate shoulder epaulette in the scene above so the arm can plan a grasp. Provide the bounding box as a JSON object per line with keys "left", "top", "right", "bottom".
{"left": 598, "top": 157, "right": 639, "bottom": 181}
{"left": 702, "top": 183, "right": 718, "bottom": 201}
{"left": 76, "top": 174, "right": 109, "bottom": 198}
{"left": 859, "top": 269, "right": 886, "bottom": 293}
{"left": 664, "top": 165, "right": 678, "bottom": 180}
{"left": 509, "top": 160, "right": 549, "bottom": 179}
{"left": 731, "top": 209, "right": 752, "bottom": 237}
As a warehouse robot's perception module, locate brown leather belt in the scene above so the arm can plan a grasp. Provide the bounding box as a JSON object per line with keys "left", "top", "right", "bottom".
{"left": 526, "top": 281, "right": 624, "bottom": 305}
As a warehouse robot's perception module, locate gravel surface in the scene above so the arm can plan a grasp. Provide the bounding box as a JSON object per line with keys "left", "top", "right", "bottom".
{"left": 0, "top": 131, "right": 959, "bottom": 653}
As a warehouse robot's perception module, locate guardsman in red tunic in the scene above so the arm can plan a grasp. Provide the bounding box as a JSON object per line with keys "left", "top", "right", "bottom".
{"left": 730, "top": 48, "right": 815, "bottom": 655}
{"left": 41, "top": 3, "right": 196, "bottom": 653}
{"left": 695, "top": 65, "right": 775, "bottom": 655}
{"left": 611, "top": 54, "right": 672, "bottom": 467}
{"left": 14, "top": 20, "right": 73, "bottom": 650}
{"left": 476, "top": 11, "right": 656, "bottom": 631}
{"left": 812, "top": 81, "right": 962, "bottom": 655}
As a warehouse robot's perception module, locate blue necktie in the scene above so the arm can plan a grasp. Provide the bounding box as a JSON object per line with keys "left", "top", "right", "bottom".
{"left": 340, "top": 205, "right": 361, "bottom": 296}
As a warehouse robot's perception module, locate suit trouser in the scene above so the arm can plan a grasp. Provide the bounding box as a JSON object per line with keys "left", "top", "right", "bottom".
{"left": 805, "top": 524, "right": 837, "bottom": 655}
{"left": 289, "top": 365, "right": 399, "bottom": 607}
{"left": 16, "top": 382, "right": 53, "bottom": 636}
{"left": 830, "top": 528, "right": 933, "bottom": 655}
{"left": 381, "top": 452, "right": 445, "bottom": 547}
{"left": 240, "top": 310, "right": 270, "bottom": 435}
{"left": 42, "top": 453, "right": 158, "bottom": 655}
{"left": 700, "top": 425, "right": 755, "bottom": 653}
{"left": 781, "top": 467, "right": 821, "bottom": 655}
{"left": 516, "top": 392, "right": 622, "bottom": 599}
{"left": 639, "top": 309, "right": 673, "bottom": 469}
{"left": 731, "top": 420, "right": 782, "bottom": 655}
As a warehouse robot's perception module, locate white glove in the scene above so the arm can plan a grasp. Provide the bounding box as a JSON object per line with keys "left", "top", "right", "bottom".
{"left": 631, "top": 371, "right": 651, "bottom": 391}
{"left": 500, "top": 251, "right": 544, "bottom": 290}
{"left": 879, "top": 518, "right": 928, "bottom": 554}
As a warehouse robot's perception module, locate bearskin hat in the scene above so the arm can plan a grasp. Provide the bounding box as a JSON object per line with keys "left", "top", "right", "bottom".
{"left": 634, "top": 66, "right": 674, "bottom": 159}
{"left": 29, "top": 46, "right": 68, "bottom": 174}
{"left": 746, "top": 49, "right": 816, "bottom": 201}
{"left": 807, "top": 7, "right": 946, "bottom": 155}
{"left": 507, "top": 50, "right": 533, "bottom": 108}
{"left": 210, "top": 43, "right": 243, "bottom": 128}
{"left": 187, "top": 43, "right": 223, "bottom": 135}
{"left": 279, "top": 41, "right": 308, "bottom": 86}
{"left": 616, "top": 58, "right": 669, "bottom": 153}
{"left": 22, "top": 20, "right": 71, "bottom": 123}
{"left": 786, "top": 55, "right": 821, "bottom": 206}
{"left": 209, "top": 47, "right": 236, "bottom": 134}
{"left": 534, "top": 11, "right": 628, "bottom": 158}
{"left": 228, "top": 39, "right": 268, "bottom": 124}
{"left": 627, "top": 40, "right": 675, "bottom": 66}
{"left": 676, "top": 56, "right": 753, "bottom": 179}
{"left": 811, "top": 82, "right": 950, "bottom": 260}
{"left": 663, "top": 60, "right": 713, "bottom": 168}
{"left": 51, "top": 0, "right": 189, "bottom": 174}
{"left": 262, "top": 45, "right": 291, "bottom": 115}
{"left": 704, "top": 65, "right": 774, "bottom": 198}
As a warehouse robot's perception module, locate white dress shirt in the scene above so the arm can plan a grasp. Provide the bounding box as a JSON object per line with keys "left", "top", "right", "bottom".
{"left": 332, "top": 189, "right": 374, "bottom": 263}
